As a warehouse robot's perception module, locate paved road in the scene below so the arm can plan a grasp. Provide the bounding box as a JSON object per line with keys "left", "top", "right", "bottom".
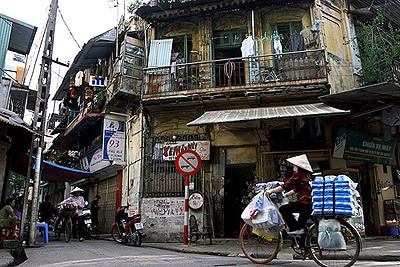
{"left": 14, "top": 239, "right": 400, "bottom": 267}
{"left": 19, "top": 239, "right": 250, "bottom": 267}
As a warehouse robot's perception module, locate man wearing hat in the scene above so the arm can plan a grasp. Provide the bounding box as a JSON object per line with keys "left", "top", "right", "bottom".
{"left": 266, "top": 154, "right": 313, "bottom": 236}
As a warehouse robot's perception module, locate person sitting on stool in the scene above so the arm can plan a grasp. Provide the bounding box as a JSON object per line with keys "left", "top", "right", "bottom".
{"left": 0, "top": 197, "right": 18, "bottom": 238}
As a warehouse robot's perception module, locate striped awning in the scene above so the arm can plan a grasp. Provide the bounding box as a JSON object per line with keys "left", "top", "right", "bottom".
{"left": 187, "top": 103, "right": 350, "bottom": 126}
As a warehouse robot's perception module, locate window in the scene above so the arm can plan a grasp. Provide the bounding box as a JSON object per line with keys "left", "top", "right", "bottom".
{"left": 165, "top": 35, "right": 193, "bottom": 64}
{"left": 270, "top": 21, "right": 303, "bottom": 53}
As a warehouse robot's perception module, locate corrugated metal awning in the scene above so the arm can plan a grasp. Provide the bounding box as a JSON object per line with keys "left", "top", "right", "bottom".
{"left": 0, "top": 107, "right": 37, "bottom": 134}
{"left": 187, "top": 103, "right": 350, "bottom": 126}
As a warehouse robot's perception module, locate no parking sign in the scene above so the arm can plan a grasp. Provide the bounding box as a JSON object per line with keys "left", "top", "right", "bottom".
{"left": 175, "top": 150, "right": 202, "bottom": 176}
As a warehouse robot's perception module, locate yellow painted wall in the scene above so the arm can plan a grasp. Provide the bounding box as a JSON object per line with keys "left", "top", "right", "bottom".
{"left": 317, "top": 2, "right": 355, "bottom": 93}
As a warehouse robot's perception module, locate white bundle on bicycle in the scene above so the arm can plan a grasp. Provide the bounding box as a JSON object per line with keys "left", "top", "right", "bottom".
{"left": 241, "top": 191, "right": 285, "bottom": 231}
{"left": 317, "top": 218, "right": 346, "bottom": 250}
{"left": 311, "top": 175, "right": 359, "bottom": 216}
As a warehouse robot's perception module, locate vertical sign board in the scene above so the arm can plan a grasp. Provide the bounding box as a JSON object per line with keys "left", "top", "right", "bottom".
{"left": 102, "top": 118, "right": 125, "bottom": 161}
{"left": 175, "top": 150, "right": 201, "bottom": 245}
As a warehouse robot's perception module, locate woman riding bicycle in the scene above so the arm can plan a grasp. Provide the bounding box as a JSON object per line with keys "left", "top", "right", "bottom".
{"left": 266, "top": 154, "right": 313, "bottom": 236}
{"left": 56, "top": 187, "right": 86, "bottom": 241}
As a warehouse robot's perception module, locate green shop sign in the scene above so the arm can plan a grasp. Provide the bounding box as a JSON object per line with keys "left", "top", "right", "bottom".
{"left": 333, "top": 128, "right": 396, "bottom": 165}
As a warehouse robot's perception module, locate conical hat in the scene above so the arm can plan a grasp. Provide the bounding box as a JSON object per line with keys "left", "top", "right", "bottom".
{"left": 70, "top": 187, "right": 84, "bottom": 194}
{"left": 286, "top": 154, "right": 313, "bottom": 172}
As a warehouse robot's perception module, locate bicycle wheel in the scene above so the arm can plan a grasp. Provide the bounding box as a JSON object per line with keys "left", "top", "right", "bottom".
{"left": 239, "top": 223, "right": 281, "bottom": 264}
{"left": 64, "top": 218, "right": 72, "bottom": 243}
{"left": 306, "top": 218, "right": 361, "bottom": 267}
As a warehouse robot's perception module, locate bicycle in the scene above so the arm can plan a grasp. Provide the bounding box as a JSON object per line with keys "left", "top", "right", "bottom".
{"left": 239, "top": 216, "right": 362, "bottom": 267}
{"left": 54, "top": 204, "right": 75, "bottom": 243}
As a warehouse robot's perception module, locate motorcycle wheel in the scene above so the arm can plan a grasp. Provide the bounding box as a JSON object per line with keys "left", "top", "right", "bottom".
{"left": 85, "top": 225, "right": 92, "bottom": 240}
{"left": 111, "top": 226, "right": 123, "bottom": 243}
{"left": 131, "top": 231, "right": 142, "bottom": 247}
{"left": 54, "top": 227, "right": 61, "bottom": 241}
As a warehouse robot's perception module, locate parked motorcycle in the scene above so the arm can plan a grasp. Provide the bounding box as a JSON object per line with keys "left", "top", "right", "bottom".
{"left": 80, "top": 205, "right": 92, "bottom": 240}
{"left": 111, "top": 206, "right": 144, "bottom": 246}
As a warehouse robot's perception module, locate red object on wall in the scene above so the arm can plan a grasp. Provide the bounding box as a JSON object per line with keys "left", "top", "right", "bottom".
{"left": 116, "top": 170, "right": 123, "bottom": 210}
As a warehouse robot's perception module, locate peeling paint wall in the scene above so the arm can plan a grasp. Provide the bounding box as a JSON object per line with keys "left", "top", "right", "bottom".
{"left": 123, "top": 109, "right": 143, "bottom": 216}
{"left": 142, "top": 197, "right": 185, "bottom": 242}
{"left": 317, "top": 1, "right": 355, "bottom": 93}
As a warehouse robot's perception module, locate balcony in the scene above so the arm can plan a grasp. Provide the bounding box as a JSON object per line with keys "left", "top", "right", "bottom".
{"left": 143, "top": 49, "right": 327, "bottom": 98}
{"left": 106, "top": 38, "right": 145, "bottom": 110}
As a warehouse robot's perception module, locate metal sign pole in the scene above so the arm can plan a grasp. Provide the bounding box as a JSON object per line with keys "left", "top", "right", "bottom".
{"left": 184, "top": 175, "right": 189, "bottom": 245}
{"left": 175, "top": 150, "right": 202, "bottom": 246}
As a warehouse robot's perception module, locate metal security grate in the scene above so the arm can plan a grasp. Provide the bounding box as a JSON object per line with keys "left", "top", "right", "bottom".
{"left": 143, "top": 135, "right": 203, "bottom": 197}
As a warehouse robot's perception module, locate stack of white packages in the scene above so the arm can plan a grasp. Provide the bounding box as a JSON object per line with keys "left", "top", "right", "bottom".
{"left": 311, "top": 175, "right": 358, "bottom": 216}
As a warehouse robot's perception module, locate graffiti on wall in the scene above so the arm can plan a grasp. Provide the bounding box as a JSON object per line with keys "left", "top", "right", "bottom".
{"left": 145, "top": 198, "right": 184, "bottom": 218}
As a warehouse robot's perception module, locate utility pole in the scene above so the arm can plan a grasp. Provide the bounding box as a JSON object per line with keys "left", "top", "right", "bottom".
{"left": 25, "top": 0, "right": 58, "bottom": 247}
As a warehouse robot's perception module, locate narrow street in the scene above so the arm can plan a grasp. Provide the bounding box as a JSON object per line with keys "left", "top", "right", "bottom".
{"left": 11, "top": 237, "right": 400, "bottom": 267}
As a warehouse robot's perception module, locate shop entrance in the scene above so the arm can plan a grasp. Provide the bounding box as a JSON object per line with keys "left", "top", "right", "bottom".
{"left": 224, "top": 163, "right": 256, "bottom": 238}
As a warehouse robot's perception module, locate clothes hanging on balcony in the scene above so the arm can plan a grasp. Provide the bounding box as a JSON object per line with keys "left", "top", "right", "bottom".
{"left": 75, "top": 71, "right": 84, "bottom": 87}
{"left": 241, "top": 36, "right": 255, "bottom": 58}
{"left": 171, "top": 61, "right": 177, "bottom": 81}
{"left": 273, "top": 39, "right": 282, "bottom": 55}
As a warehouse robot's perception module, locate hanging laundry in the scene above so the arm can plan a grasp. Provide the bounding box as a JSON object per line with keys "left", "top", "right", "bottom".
{"left": 241, "top": 35, "right": 255, "bottom": 58}
{"left": 75, "top": 70, "right": 84, "bottom": 87}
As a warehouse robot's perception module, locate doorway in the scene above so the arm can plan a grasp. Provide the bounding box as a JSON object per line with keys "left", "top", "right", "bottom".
{"left": 212, "top": 30, "right": 246, "bottom": 87}
{"left": 224, "top": 163, "right": 256, "bottom": 238}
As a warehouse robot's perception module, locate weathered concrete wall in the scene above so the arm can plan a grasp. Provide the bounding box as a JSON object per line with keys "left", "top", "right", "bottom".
{"left": 151, "top": 111, "right": 206, "bottom": 137}
{"left": 124, "top": 109, "right": 143, "bottom": 216}
{"left": 141, "top": 197, "right": 184, "bottom": 242}
{"left": 317, "top": 1, "right": 355, "bottom": 93}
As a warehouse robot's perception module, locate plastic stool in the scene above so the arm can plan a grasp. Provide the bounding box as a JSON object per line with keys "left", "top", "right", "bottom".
{"left": 36, "top": 222, "right": 49, "bottom": 245}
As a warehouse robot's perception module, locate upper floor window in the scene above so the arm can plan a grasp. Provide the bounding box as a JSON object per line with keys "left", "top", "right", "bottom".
{"left": 160, "top": 35, "right": 193, "bottom": 64}
{"left": 270, "top": 21, "right": 303, "bottom": 53}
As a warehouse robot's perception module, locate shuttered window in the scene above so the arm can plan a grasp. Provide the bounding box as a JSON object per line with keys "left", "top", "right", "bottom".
{"left": 148, "top": 39, "right": 173, "bottom": 67}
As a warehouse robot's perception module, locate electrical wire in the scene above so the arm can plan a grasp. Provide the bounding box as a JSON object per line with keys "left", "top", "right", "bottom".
{"left": 57, "top": 7, "right": 81, "bottom": 50}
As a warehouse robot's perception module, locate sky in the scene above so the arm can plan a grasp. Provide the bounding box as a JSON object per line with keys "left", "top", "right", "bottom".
{"left": 1, "top": 0, "right": 130, "bottom": 122}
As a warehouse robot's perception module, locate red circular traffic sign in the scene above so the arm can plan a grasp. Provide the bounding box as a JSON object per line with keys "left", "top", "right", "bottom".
{"left": 175, "top": 150, "right": 202, "bottom": 176}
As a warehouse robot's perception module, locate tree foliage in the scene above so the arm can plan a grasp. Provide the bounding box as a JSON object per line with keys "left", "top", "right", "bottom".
{"left": 355, "top": 13, "right": 400, "bottom": 85}
{"left": 128, "top": 0, "right": 143, "bottom": 14}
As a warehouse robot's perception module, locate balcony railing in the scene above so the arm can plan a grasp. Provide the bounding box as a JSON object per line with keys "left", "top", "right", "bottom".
{"left": 144, "top": 49, "right": 327, "bottom": 95}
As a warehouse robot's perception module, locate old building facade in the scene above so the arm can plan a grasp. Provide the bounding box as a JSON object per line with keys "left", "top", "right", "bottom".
{"left": 136, "top": 0, "right": 362, "bottom": 241}
{"left": 49, "top": 0, "right": 400, "bottom": 241}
